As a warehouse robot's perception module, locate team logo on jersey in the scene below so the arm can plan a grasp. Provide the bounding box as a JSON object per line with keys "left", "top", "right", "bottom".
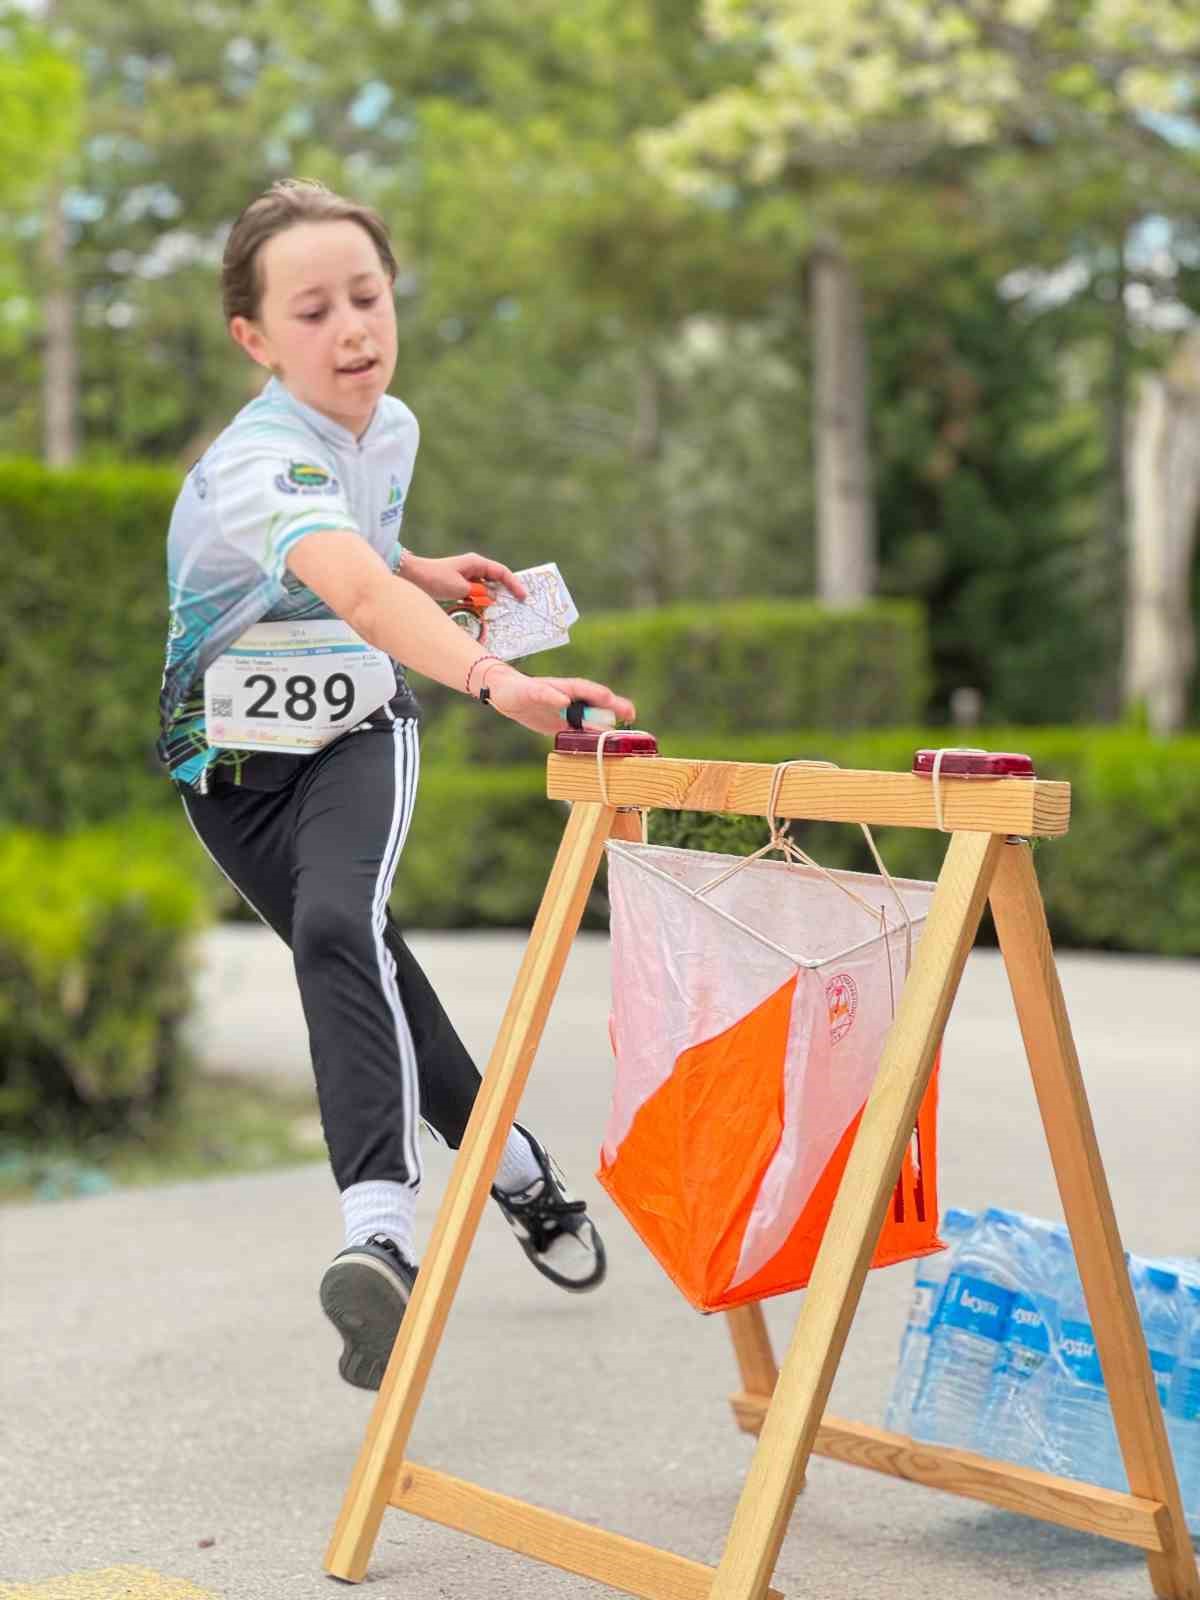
{"left": 381, "top": 474, "right": 406, "bottom": 527}
{"left": 275, "top": 460, "right": 341, "bottom": 496}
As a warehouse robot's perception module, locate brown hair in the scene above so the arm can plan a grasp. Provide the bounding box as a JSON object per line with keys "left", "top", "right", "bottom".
{"left": 221, "top": 178, "right": 398, "bottom": 323}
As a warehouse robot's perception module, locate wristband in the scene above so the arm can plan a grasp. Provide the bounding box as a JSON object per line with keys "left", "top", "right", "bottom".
{"left": 562, "top": 701, "right": 617, "bottom": 730}
{"left": 465, "top": 654, "right": 503, "bottom": 696}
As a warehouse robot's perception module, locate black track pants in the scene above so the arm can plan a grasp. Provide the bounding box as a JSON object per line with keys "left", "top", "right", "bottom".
{"left": 180, "top": 719, "right": 482, "bottom": 1192}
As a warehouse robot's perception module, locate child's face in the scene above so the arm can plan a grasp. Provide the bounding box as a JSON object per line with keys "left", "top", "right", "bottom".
{"left": 230, "top": 219, "right": 398, "bottom": 436}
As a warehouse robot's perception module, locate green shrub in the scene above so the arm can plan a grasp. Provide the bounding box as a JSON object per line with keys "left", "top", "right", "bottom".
{"left": 0, "top": 816, "right": 213, "bottom": 1136}
{"left": 0, "top": 458, "right": 179, "bottom": 828}
{"left": 419, "top": 598, "right": 931, "bottom": 764}
{"left": 392, "top": 729, "right": 1200, "bottom": 955}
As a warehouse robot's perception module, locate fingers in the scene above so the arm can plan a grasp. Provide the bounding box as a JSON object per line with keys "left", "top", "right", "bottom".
{"left": 543, "top": 678, "right": 636, "bottom": 723}
{"left": 475, "top": 558, "right": 526, "bottom": 600}
{"left": 566, "top": 681, "right": 636, "bottom": 722}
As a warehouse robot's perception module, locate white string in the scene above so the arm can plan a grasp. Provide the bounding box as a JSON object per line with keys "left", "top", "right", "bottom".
{"left": 594, "top": 728, "right": 616, "bottom": 806}
{"left": 593, "top": 726, "right": 652, "bottom": 840}
{"left": 929, "top": 747, "right": 988, "bottom": 833}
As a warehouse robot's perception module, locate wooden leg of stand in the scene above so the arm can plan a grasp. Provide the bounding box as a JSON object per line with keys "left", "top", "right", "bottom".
{"left": 728, "top": 1303, "right": 779, "bottom": 1401}
{"left": 990, "top": 844, "right": 1200, "bottom": 1600}
{"left": 710, "top": 830, "right": 1004, "bottom": 1600}
{"left": 325, "top": 800, "right": 617, "bottom": 1583}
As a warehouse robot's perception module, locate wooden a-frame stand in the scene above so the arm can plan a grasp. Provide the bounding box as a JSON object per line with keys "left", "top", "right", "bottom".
{"left": 325, "top": 752, "right": 1200, "bottom": 1599}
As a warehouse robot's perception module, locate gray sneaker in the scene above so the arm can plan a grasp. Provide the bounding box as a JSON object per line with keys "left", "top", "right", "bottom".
{"left": 319, "top": 1233, "right": 417, "bottom": 1391}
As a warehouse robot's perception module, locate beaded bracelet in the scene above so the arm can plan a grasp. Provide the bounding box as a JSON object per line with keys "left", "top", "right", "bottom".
{"left": 465, "top": 654, "right": 504, "bottom": 697}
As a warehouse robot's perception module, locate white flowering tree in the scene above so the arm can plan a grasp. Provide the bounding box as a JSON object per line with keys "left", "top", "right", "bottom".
{"left": 645, "top": 0, "right": 1200, "bottom": 661}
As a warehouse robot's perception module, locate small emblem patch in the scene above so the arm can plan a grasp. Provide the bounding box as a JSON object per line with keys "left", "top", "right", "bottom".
{"left": 275, "top": 460, "right": 340, "bottom": 496}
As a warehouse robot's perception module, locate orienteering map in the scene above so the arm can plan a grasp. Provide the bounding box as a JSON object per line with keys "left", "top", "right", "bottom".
{"left": 483, "top": 562, "right": 580, "bottom": 660}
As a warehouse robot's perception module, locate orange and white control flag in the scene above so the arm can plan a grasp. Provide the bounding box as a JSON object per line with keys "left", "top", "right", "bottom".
{"left": 600, "top": 842, "right": 944, "bottom": 1312}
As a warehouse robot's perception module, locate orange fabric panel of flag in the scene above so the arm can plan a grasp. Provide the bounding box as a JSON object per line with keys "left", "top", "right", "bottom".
{"left": 600, "top": 996, "right": 942, "bottom": 1313}
{"left": 598, "top": 976, "right": 797, "bottom": 1310}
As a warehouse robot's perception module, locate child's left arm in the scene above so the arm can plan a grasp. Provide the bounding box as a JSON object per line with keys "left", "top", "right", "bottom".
{"left": 398, "top": 551, "right": 526, "bottom": 605}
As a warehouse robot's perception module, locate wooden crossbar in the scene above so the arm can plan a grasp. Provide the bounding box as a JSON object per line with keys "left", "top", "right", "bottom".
{"left": 728, "top": 1400, "right": 1172, "bottom": 1554}
{"left": 391, "top": 1461, "right": 785, "bottom": 1600}
{"left": 546, "top": 753, "right": 1070, "bottom": 835}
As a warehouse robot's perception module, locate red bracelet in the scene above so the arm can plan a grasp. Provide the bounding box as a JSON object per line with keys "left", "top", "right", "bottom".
{"left": 465, "top": 654, "right": 503, "bottom": 696}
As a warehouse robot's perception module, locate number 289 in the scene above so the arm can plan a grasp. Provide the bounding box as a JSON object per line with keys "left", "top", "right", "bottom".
{"left": 244, "top": 673, "right": 355, "bottom": 722}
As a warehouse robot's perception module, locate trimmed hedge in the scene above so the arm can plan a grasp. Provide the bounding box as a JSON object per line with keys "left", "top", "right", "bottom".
{"left": 0, "top": 458, "right": 179, "bottom": 828}
{"left": 392, "top": 730, "right": 1200, "bottom": 956}
{"left": 0, "top": 458, "right": 929, "bottom": 823}
{"left": 0, "top": 816, "right": 213, "bottom": 1136}
{"left": 419, "top": 599, "right": 931, "bottom": 764}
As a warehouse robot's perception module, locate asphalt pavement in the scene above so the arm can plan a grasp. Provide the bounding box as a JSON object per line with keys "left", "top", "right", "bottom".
{"left": 2, "top": 927, "right": 1197, "bottom": 1599}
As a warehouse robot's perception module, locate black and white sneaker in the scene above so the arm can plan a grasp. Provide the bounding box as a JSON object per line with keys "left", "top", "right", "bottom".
{"left": 319, "top": 1233, "right": 417, "bottom": 1391}
{"left": 491, "top": 1124, "right": 606, "bottom": 1293}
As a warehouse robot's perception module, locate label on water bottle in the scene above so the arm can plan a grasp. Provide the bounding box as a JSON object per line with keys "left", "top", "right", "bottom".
{"left": 1008, "top": 1293, "right": 1051, "bottom": 1352}
{"left": 940, "top": 1274, "right": 1013, "bottom": 1342}
{"left": 998, "top": 1292, "right": 1052, "bottom": 1382}
{"left": 1148, "top": 1349, "right": 1177, "bottom": 1409}
{"left": 1173, "top": 1364, "right": 1200, "bottom": 1422}
{"left": 1060, "top": 1318, "right": 1105, "bottom": 1389}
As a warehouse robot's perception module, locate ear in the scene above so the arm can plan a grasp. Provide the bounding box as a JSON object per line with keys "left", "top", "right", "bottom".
{"left": 229, "top": 315, "right": 274, "bottom": 371}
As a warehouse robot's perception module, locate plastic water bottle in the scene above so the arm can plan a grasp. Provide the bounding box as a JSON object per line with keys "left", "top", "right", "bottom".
{"left": 1047, "top": 1258, "right": 1123, "bottom": 1488}
{"left": 1137, "top": 1264, "right": 1182, "bottom": 1413}
{"left": 886, "top": 1208, "right": 976, "bottom": 1435}
{"left": 912, "top": 1207, "right": 1025, "bottom": 1450}
{"left": 1167, "top": 1282, "right": 1200, "bottom": 1536}
{"left": 981, "top": 1222, "right": 1071, "bottom": 1470}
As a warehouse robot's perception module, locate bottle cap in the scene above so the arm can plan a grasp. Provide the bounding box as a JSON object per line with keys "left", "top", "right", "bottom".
{"left": 1146, "top": 1266, "right": 1180, "bottom": 1292}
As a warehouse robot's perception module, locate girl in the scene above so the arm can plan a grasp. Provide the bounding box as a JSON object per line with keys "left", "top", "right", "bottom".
{"left": 158, "top": 178, "right": 635, "bottom": 1391}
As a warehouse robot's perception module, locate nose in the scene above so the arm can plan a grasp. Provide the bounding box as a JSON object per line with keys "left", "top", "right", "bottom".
{"left": 336, "top": 300, "right": 369, "bottom": 346}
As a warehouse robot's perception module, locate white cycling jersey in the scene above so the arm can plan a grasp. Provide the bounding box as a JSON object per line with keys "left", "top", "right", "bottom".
{"left": 158, "top": 376, "right": 420, "bottom": 790}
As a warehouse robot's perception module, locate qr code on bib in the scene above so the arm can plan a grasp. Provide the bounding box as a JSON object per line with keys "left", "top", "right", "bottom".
{"left": 211, "top": 696, "right": 233, "bottom": 717}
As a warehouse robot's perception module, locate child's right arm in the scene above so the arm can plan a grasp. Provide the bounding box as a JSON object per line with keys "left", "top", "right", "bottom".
{"left": 286, "top": 530, "right": 634, "bottom": 738}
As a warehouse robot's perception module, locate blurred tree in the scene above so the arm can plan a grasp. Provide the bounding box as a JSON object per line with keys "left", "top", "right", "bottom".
{"left": 0, "top": 5, "right": 82, "bottom": 463}
{"left": 647, "top": 0, "right": 1200, "bottom": 711}
{"left": 1125, "top": 330, "right": 1200, "bottom": 732}
{"left": 3, "top": 0, "right": 809, "bottom": 611}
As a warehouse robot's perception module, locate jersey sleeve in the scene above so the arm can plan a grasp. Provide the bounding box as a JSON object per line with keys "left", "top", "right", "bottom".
{"left": 210, "top": 435, "right": 360, "bottom": 582}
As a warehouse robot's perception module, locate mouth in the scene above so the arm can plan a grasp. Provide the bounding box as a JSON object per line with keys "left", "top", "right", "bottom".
{"left": 336, "top": 356, "right": 378, "bottom": 376}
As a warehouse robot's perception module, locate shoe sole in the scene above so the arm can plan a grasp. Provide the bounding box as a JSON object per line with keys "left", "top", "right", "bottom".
{"left": 511, "top": 1217, "right": 608, "bottom": 1293}
{"left": 319, "top": 1254, "right": 412, "bottom": 1391}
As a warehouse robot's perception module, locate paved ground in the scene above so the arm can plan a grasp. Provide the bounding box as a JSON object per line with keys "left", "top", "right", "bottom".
{"left": 2, "top": 927, "right": 1197, "bottom": 1599}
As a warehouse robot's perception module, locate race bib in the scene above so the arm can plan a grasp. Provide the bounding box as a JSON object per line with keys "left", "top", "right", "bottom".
{"left": 204, "top": 620, "right": 396, "bottom": 755}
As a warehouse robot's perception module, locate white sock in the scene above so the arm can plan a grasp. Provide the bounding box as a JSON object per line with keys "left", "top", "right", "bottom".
{"left": 340, "top": 1178, "right": 418, "bottom": 1262}
{"left": 494, "top": 1126, "right": 543, "bottom": 1195}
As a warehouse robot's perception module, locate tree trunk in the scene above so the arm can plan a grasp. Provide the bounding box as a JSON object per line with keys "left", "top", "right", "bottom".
{"left": 1098, "top": 235, "right": 1130, "bottom": 718}
{"left": 1123, "top": 330, "right": 1200, "bottom": 734}
{"left": 629, "top": 354, "right": 668, "bottom": 607}
{"left": 41, "top": 178, "right": 79, "bottom": 466}
{"left": 810, "top": 239, "right": 875, "bottom": 605}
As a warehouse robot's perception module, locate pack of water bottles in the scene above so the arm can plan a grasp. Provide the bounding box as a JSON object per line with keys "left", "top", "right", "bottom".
{"left": 886, "top": 1206, "right": 1200, "bottom": 1533}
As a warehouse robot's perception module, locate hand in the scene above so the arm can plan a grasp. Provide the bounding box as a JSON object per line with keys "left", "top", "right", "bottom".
{"left": 483, "top": 669, "right": 636, "bottom": 738}
{"left": 403, "top": 552, "right": 526, "bottom": 604}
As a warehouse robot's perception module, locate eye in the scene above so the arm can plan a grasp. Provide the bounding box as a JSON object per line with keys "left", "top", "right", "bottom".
{"left": 298, "top": 308, "right": 326, "bottom": 323}
{"left": 353, "top": 296, "right": 379, "bottom": 309}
